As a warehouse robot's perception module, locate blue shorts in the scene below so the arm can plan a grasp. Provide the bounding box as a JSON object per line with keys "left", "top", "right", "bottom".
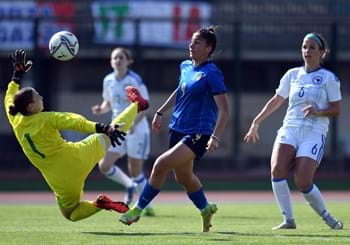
{"left": 169, "top": 130, "right": 210, "bottom": 160}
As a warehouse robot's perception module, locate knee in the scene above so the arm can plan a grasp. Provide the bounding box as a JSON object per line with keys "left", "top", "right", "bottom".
{"left": 294, "top": 177, "right": 313, "bottom": 192}
{"left": 98, "top": 161, "right": 111, "bottom": 174}
{"left": 60, "top": 209, "right": 77, "bottom": 222}
{"left": 65, "top": 215, "right": 79, "bottom": 222}
{"left": 174, "top": 174, "right": 191, "bottom": 186}
{"left": 152, "top": 157, "right": 169, "bottom": 177}
{"left": 271, "top": 164, "right": 288, "bottom": 179}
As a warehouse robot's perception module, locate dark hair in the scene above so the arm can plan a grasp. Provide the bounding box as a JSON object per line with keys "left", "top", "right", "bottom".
{"left": 8, "top": 87, "right": 34, "bottom": 116}
{"left": 196, "top": 25, "right": 218, "bottom": 57}
{"left": 303, "top": 32, "right": 329, "bottom": 59}
{"left": 111, "top": 47, "right": 134, "bottom": 62}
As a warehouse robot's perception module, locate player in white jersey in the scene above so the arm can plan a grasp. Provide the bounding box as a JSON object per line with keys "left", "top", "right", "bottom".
{"left": 244, "top": 33, "right": 343, "bottom": 230}
{"left": 91, "top": 47, "right": 154, "bottom": 216}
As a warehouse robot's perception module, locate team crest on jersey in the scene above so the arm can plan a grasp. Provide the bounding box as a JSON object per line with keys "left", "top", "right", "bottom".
{"left": 312, "top": 76, "right": 323, "bottom": 84}
{"left": 193, "top": 72, "right": 203, "bottom": 81}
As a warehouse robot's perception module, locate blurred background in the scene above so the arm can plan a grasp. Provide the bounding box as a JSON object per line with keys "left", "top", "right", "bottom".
{"left": 0, "top": 0, "right": 349, "bottom": 190}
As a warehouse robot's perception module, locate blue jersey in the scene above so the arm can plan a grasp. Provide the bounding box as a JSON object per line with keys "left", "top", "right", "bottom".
{"left": 169, "top": 60, "right": 227, "bottom": 135}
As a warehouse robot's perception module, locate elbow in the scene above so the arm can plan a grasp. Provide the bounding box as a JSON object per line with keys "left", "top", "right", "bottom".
{"left": 332, "top": 104, "right": 341, "bottom": 117}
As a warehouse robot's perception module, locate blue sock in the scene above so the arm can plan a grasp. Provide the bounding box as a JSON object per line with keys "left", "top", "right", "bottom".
{"left": 136, "top": 181, "right": 160, "bottom": 210}
{"left": 187, "top": 188, "right": 208, "bottom": 210}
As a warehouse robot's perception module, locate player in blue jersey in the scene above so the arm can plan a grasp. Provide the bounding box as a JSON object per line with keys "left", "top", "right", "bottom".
{"left": 244, "top": 33, "right": 343, "bottom": 230}
{"left": 119, "top": 26, "right": 230, "bottom": 232}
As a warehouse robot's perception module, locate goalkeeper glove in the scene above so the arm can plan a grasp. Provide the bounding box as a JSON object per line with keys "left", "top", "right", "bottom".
{"left": 96, "top": 123, "right": 126, "bottom": 147}
{"left": 9, "top": 49, "right": 33, "bottom": 83}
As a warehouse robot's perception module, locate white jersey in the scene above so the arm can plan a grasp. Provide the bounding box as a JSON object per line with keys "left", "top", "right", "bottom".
{"left": 276, "top": 67, "right": 341, "bottom": 134}
{"left": 102, "top": 70, "right": 150, "bottom": 159}
{"left": 102, "top": 70, "right": 150, "bottom": 123}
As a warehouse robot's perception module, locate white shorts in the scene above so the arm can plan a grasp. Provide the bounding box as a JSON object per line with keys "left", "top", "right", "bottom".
{"left": 108, "top": 119, "right": 150, "bottom": 160}
{"left": 274, "top": 127, "right": 326, "bottom": 164}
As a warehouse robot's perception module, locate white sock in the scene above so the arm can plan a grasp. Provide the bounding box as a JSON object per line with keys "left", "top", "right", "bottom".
{"left": 132, "top": 173, "right": 152, "bottom": 208}
{"left": 132, "top": 173, "right": 147, "bottom": 195}
{"left": 272, "top": 179, "right": 294, "bottom": 222}
{"left": 303, "top": 184, "right": 329, "bottom": 218}
{"left": 105, "top": 166, "right": 134, "bottom": 188}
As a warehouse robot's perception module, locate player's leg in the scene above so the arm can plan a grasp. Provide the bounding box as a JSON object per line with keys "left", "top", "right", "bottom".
{"left": 270, "top": 142, "right": 296, "bottom": 230}
{"left": 128, "top": 157, "right": 155, "bottom": 216}
{"left": 172, "top": 134, "right": 217, "bottom": 232}
{"left": 126, "top": 125, "right": 154, "bottom": 215}
{"left": 173, "top": 160, "right": 217, "bottom": 232}
{"left": 119, "top": 142, "right": 193, "bottom": 225}
{"left": 57, "top": 192, "right": 128, "bottom": 221}
{"left": 128, "top": 157, "right": 145, "bottom": 193}
{"left": 112, "top": 86, "right": 149, "bottom": 132}
{"left": 61, "top": 135, "right": 128, "bottom": 221}
{"left": 55, "top": 136, "right": 107, "bottom": 221}
{"left": 98, "top": 144, "right": 136, "bottom": 205}
{"left": 295, "top": 157, "right": 343, "bottom": 230}
{"left": 56, "top": 191, "right": 100, "bottom": 221}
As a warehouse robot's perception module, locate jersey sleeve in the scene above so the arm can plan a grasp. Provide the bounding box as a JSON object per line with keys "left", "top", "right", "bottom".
{"left": 102, "top": 77, "right": 110, "bottom": 101}
{"left": 130, "top": 71, "right": 150, "bottom": 101}
{"left": 327, "top": 74, "right": 342, "bottom": 102}
{"left": 275, "top": 70, "right": 291, "bottom": 98}
{"left": 4, "top": 81, "right": 20, "bottom": 123}
{"left": 47, "top": 112, "right": 97, "bottom": 133}
{"left": 206, "top": 70, "right": 227, "bottom": 95}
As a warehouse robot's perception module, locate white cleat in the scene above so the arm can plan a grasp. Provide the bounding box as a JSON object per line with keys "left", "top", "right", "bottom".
{"left": 272, "top": 219, "right": 296, "bottom": 230}
{"left": 323, "top": 214, "right": 343, "bottom": 230}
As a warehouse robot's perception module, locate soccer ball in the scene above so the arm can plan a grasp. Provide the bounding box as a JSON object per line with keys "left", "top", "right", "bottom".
{"left": 49, "top": 31, "right": 79, "bottom": 61}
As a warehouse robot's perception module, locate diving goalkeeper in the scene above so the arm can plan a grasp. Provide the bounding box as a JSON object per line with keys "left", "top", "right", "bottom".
{"left": 4, "top": 49, "right": 149, "bottom": 222}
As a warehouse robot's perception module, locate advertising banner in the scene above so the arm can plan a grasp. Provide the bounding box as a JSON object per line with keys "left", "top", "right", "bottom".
{"left": 0, "top": 1, "right": 75, "bottom": 50}
{"left": 91, "top": 1, "right": 211, "bottom": 46}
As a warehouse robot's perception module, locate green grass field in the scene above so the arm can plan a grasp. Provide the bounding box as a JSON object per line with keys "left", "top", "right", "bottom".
{"left": 0, "top": 202, "right": 349, "bottom": 245}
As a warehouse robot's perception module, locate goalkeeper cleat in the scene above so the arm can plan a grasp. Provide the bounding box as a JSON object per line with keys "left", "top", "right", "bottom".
{"left": 125, "top": 86, "right": 149, "bottom": 112}
{"left": 201, "top": 203, "right": 218, "bottom": 232}
{"left": 93, "top": 194, "right": 129, "bottom": 213}
{"left": 323, "top": 214, "right": 343, "bottom": 230}
{"left": 272, "top": 219, "right": 296, "bottom": 230}
{"left": 119, "top": 207, "right": 142, "bottom": 225}
{"left": 124, "top": 184, "right": 136, "bottom": 206}
{"left": 142, "top": 207, "right": 156, "bottom": 217}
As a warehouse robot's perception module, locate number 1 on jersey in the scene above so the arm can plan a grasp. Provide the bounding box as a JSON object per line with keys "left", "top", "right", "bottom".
{"left": 24, "top": 133, "right": 46, "bottom": 159}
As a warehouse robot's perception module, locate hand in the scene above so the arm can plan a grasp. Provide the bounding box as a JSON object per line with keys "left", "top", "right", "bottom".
{"left": 243, "top": 123, "right": 260, "bottom": 143}
{"left": 91, "top": 105, "right": 102, "bottom": 115}
{"left": 9, "top": 49, "right": 32, "bottom": 83}
{"left": 151, "top": 113, "right": 162, "bottom": 133}
{"left": 96, "top": 123, "right": 126, "bottom": 147}
{"left": 206, "top": 137, "right": 219, "bottom": 152}
{"left": 302, "top": 104, "right": 318, "bottom": 117}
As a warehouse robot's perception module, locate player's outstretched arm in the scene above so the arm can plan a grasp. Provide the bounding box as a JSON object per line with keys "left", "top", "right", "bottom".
{"left": 9, "top": 49, "right": 32, "bottom": 84}
{"left": 5, "top": 50, "right": 33, "bottom": 120}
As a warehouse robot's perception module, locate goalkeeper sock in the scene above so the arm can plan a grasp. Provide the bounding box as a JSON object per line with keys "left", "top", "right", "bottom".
{"left": 111, "top": 103, "right": 138, "bottom": 132}
{"left": 69, "top": 201, "right": 100, "bottom": 221}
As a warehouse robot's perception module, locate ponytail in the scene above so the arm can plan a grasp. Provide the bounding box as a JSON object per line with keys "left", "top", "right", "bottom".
{"left": 8, "top": 105, "right": 19, "bottom": 116}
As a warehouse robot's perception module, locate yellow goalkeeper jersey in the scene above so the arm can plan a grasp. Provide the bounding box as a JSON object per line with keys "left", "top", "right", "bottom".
{"left": 4, "top": 81, "right": 104, "bottom": 197}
